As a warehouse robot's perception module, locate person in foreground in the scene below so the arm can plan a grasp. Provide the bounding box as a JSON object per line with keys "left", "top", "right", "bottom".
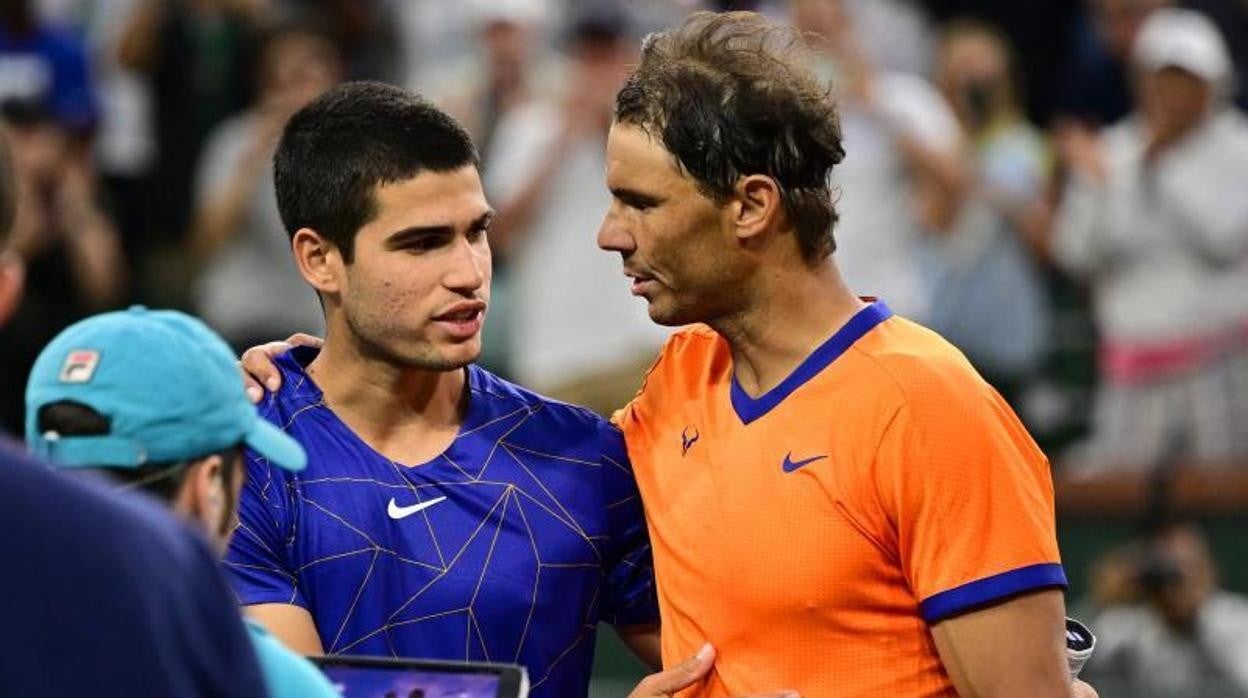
{"left": 24, "top": 306, "right": 338, "bottom": 698}
{"left": 599, "top": 12, "right": 1096, "bottom": 697}
{"left": 0, "top": 128, "right": 266, "bottom": 696}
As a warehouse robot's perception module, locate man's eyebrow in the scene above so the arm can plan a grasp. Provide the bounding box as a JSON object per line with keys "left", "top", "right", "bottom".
{"left": 469, "top": 210, "right": 496, "bottom": 229}
{"left": 384, "top": 225, "right": 452, "bottom": 248}
{"left": 383, "top": 211, "right": 495, "bottom": 248}
{"left": 610, "top": 187, "right": 662, "bottom": 204}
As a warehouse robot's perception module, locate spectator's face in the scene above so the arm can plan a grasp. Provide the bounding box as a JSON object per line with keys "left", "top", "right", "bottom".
{"left": 482, "top": 21, "right": 533, "bottom": 75}
{"left": 1149, "top": 526, "right": 1215, "bottom": 630}
{"left": 319, "top": 167, "right": 493, "bottom": 370}
{"left": 1139, "top": 66, "right": 1212, "bottom": 134}
{"left": 598, "top": 123, "right": 748, "bottom": 327}
{"left": 938, "top": 32, "right": 1012, "bottom": 129}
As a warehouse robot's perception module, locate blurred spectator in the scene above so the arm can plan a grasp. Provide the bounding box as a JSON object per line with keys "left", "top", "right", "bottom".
{"left": 928, "top": 19, "right": 1052, "bottom": 405}
{"left": 1051, "top": 8, "right": 1248, "bottom": 469}
{"left": 0, "top": 0, "right": 97, "bottom": 136}
{"left": 484, "top": 9, "right": 668, "bottom": 413}
{"left": 792, "top": 0, "right": 968, "bottom": 322}
{"left": 921, "top": 0, "right": 1083, "bottom": 125}
{"left": 0, "top": 105, "right": 124, "bottom": 434}
{"left": 190, "top": 24, "right": 339, "bottom": 350}
{"left": 1085, "top": 520, "right": 1248, "bottom": 696}
{"left": 1057, "top": 0, "right": 1172, "bottom": 127}
{"left": 425, "top": 0, "right": 554, "bottom": 159}
{"left": 117, "top": 0, "right": 264, "bottom": 302}
{"left": 1058, "top": 0, "right": 1248, "bottom": 127}
{"left": 36, "top": 0, "right": 159, "bottom": 304}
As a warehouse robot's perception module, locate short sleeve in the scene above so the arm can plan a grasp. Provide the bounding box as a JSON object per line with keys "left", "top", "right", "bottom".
{"left": 596, "top": 420, "right": 659, "bottom": 627}
{"left": 874, "top": 378, "right": 1066, "bottom": 623}
{"left": 224, "top": 452, "right": 308, "bottom": 608}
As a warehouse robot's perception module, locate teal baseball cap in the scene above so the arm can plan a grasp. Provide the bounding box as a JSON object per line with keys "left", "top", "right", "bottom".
{"left": 25, "top": 306, "right": 306, "bottom": 471}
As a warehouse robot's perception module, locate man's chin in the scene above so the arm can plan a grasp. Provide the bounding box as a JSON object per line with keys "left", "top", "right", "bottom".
{"left": 646, "top": 301, "right": 694, "bottom": 328}
{"left": 389, "top": 341, "right": 481, "bottom": 373}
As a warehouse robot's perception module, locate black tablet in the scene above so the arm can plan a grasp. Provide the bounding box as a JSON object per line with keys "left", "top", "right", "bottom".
{"left": 311, "top": 655, "right": 528, "bottom": 698}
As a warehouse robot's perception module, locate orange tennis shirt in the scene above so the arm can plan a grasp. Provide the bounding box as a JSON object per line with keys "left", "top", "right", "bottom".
{"left": 614, "top": 301, "right": 1066, "bottom": 697}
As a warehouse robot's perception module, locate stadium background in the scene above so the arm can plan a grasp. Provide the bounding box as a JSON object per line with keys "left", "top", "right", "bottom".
{"left": 0, "top": 0, "right": 1246, "bottom": 696}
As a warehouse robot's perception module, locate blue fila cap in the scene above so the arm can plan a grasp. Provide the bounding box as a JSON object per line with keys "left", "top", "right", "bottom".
{"left": 25, "top": 307, "right": 306, "bottom": 471}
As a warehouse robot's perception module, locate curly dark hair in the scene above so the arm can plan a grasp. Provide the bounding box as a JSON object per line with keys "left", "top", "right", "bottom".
{"left": 615, "top": 11, "right": 846, "bottom": 262}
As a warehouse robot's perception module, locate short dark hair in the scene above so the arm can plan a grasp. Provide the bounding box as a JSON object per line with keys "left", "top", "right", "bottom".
{"left": 35, "top": 401, "right": 241, "bottom": 505}
{"left": 273, "top": 81, "right": 479, "bottom": 262}
{"left": 615, "top": 11, "right": 846, "bottom": 262}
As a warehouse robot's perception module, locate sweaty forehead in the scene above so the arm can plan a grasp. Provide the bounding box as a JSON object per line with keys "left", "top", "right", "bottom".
{"left": 605, "top": 123, "right": 688, "bottom": 187}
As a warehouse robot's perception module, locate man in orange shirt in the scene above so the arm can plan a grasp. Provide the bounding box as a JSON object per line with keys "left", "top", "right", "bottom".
{"left": 600, "top": 11, "right": 1096, "bottom": 697}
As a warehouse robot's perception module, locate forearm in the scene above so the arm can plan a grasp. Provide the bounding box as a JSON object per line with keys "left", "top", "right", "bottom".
{"left": 64, "top": 212, "right": 126, "bottom": 308}
{"left": 243, "top": 603, "right": 325, "bottom": 656}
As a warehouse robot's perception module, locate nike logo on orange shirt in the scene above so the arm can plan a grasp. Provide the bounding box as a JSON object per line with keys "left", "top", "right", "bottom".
{"left": 782, "top": 453, "right": 827, "bottom": 473}
{"left": 387, "top": 496, "right": 447, "bottom": 520}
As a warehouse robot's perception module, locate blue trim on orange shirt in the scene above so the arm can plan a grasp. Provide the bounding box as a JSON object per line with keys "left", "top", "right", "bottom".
{"left": 919, "top": 563, "right": 1068, "bottom": 623}
{"left": 730, "top": 301, "right": 893, "bottom": 424}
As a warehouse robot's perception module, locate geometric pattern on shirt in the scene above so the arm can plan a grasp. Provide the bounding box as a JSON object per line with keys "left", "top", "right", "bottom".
{"left": 228, "top": 375, "right": 639, "bottom": 692}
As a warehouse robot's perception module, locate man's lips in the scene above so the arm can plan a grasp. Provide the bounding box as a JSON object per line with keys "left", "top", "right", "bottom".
{"left": 432, "top": 301, "right": 487, "bottom": 322}
{"left": 433, "top": 301, "right": 487, "bottom": 339}
{"left": 625, "top": 271, "right": 658, "bottom": 296}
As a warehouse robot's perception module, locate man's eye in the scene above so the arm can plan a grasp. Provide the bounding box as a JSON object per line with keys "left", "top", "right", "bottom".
{"left": 406, "top": 237, "right": 444, "bottom": 252}
{"left": 620, "top": 195, "right": 656, "bottom": 211}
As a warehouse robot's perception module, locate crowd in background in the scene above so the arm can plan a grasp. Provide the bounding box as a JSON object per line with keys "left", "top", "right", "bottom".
{"left": 0, "top": 0, "right": 1246, "bottom": 694}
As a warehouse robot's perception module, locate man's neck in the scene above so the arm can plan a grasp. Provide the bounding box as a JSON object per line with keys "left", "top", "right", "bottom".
{"left": 306, "top": 327, "right": 467, "bottom": 465}
{"left": 714, "top": 258, "right": 865, "bottom": 398}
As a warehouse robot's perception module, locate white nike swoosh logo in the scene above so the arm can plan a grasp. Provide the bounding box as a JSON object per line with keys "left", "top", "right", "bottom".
{"left": 387, "top": 496, "right": 447, "bottom": 520}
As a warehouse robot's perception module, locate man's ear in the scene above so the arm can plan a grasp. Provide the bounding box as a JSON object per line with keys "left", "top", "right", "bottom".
{"left": 0, "top": 250, "right": 25, "bottom": 327}
{"left": 175, "top": 455, "right": 224, "bottom": 531}
{"left": 733, "top": 174, "right": 783, "bottom": 243}
{"left": 291, "top": 228, "right": 343, "bottom": 295}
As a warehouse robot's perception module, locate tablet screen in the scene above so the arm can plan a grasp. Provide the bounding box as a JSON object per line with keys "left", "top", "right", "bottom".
{"left": 312, "top": 656, "right": 525, "bottom": 698}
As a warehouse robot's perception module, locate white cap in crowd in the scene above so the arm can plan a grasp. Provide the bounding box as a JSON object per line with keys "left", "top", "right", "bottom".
{"left": 1133, "top": 7, "right": 1232, "bottom": 87}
